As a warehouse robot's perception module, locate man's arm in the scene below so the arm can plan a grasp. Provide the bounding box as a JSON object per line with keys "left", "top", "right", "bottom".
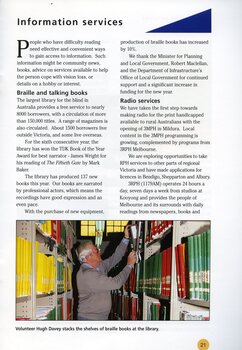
{"left": 85, "top": 251, "right": 136, "bottom": 291}
{"left": 101, "top": 237, "right": 129, "bottom": 272}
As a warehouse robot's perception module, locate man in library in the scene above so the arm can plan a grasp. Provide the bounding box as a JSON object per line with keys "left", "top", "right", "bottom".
{"left": 76, "top": 225, "right": 136, "bottom": 320}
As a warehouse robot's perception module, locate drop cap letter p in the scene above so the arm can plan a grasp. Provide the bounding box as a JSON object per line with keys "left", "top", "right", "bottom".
{"left": 17, "top": 40, "right": 29, "bottom": 58}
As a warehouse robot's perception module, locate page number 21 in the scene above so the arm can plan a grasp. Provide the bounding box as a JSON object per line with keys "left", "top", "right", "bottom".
{"left": 197, "top": 339, "right": 209, "bottom": 350}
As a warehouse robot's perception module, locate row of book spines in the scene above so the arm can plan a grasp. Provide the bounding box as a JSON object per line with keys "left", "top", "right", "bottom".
{"left": 147, "top": 302, "right": 168, "bottom": 320}
{"left": 127, "top": 261, "right": 143, "bottom": 292}
{"left": 36, "top": 244, "right": 55, "bottom": 295}
{"left": 57, "top": 298, "right": 72, "bottom": 320}
{"left": 110, "top": 292, "right": 141, "bottom": 320}
{"left": 127, "top": 251, "right": 172, "bottom": 296}
{"left": 145, "top": 220, "right": 172, "bottom": 242}
{"left": 147, "top": 302, "right": 160, "bottom": 320}
{"left": 122, "top": 295, "right": 140, "bottom": 320}
{"left": 16, "top": 237, "right": 32, "bottom": 297}
{"left": 175, "top": 230, "right": 210, "bottom": 301}
{"left": 188, "top": 230, "right": 210, "bottom": 301}
{"left": 57, "top": 260, "right": 72, "bottom": 293}
{"left": 143, "top": 248, "right": 172, "bottom": 296}
{"left": 110, "top": 292, "right": 122, "bottom": 320}
{"left": 16, "top": 240, "right": 72, "bottom": 295}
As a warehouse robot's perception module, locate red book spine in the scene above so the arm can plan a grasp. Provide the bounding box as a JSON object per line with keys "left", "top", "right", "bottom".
{"left": 51, "top": 221, "right": 57, "bottom": 240}
{"left": 57, "top": 221, "right": 61, "bottom": 245}
{"left": 131, "top": 298, "right": 137, "bottom": 320}
{"left": 135, "top": 298, "right": 138, "bottom": 320}
{"left": 130, "top": 268, "right": 136, "bottom": 292}
{"left": 178, "top": 244, "right": 186, "bottom": 298}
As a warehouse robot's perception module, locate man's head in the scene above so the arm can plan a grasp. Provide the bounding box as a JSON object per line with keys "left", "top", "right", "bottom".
{"left": 77, "top": 240, "right": 102, "bottom": 268}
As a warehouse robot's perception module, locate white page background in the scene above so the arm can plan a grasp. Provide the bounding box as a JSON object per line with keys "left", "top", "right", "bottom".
{"left": 0, "top": 0, "right": 241, "bottom": 349}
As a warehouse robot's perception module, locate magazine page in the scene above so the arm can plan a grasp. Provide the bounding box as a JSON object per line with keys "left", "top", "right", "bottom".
{"left": 0, "top": 0, "right": 241, "bottom": 349}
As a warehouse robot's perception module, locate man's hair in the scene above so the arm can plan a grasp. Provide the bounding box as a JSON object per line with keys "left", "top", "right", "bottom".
{"left": 77, "top": 240, "right": 93, "bottom": 263}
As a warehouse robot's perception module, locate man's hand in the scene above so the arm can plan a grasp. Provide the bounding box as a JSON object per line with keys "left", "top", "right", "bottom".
{"left": 127, "top": 251, "right": 137, "bottom": 266}
{"left": 124, "top": 225, "right": 131, "bottom": 239}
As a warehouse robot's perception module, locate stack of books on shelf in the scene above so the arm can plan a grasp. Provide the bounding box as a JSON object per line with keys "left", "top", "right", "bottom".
{"left": 110, "top": 290, "right": 142, "bottom": 320}
{"left": 146, "top": 302, "right": 169, "bottom": 320}
{"left": 16, "top": 220, "right": 75, "bottom": 321}
{"left": 147, "top": 301, "right": 160, "bottom": 320}
{"left": 175, "top": 229, "right": 210, "bottom": 301}
{"left": 122, "top": 293, "right": 141, "bottom": 320}
{"left": 124, "top": 259, "right": 144, "bottom": 294}
{"left": 36, "top": 242, "right": 55, "bottom": 294}
{"left": 144, "top": 247, "right": 172, "bottom": 297}
{"left": 16, "top": 236, "right": 32, "bottom": 297}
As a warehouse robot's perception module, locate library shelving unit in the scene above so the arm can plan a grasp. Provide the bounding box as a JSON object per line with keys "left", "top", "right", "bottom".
{"left": 16, "top": 219, "right": 210, "bottom": 321}
{"left": 142, "top": 220, "right": 210, "bottom": 321}
{"left": 109, "top": 220, "right": 211, "bottom": 321}
{"left": 142, "top": 220, "right": 173, "bottom": 320}
{"left": 170, "top": 220, "right": 210, "bottom": 321}
{"left": 110, "top": 220, "right": 145, "bottom": 321}
{"left": 16, "top": 220, "right": 76, "bottom": 321}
